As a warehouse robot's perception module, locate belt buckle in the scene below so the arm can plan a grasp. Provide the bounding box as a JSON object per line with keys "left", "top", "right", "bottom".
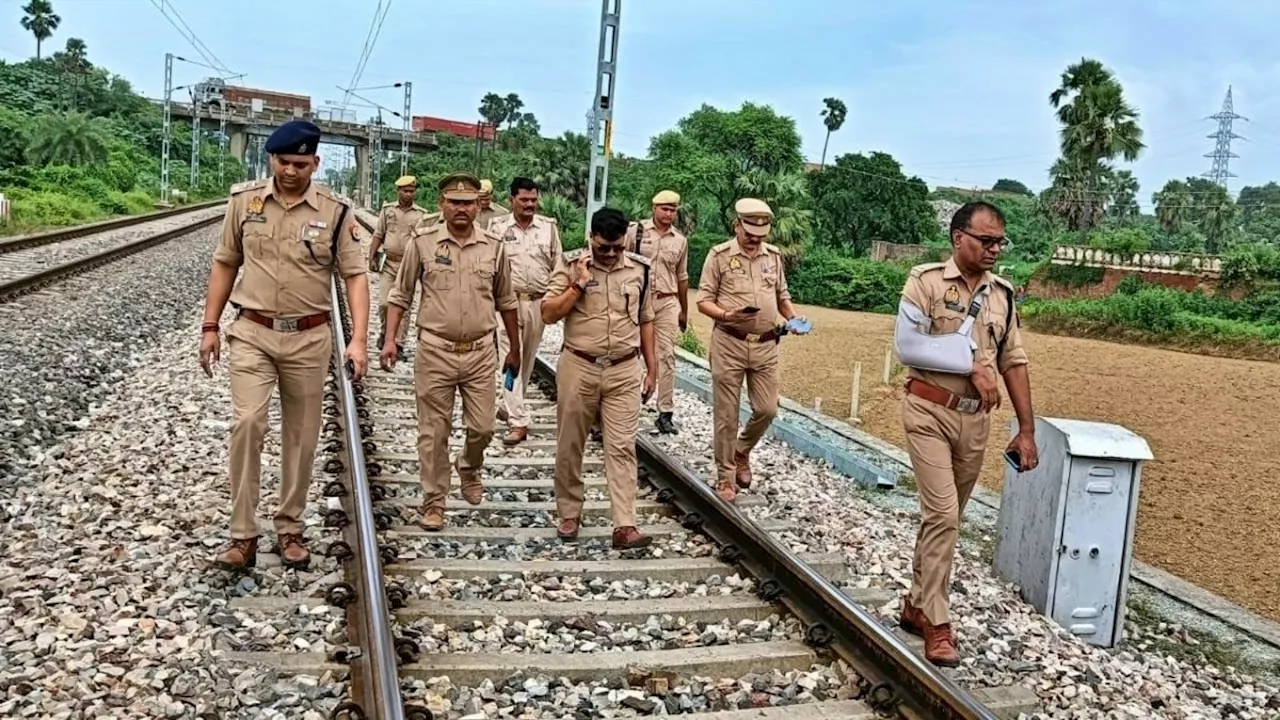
{"left": 955, "top": 396, "right": 980, "bottom": 413}
{"left": 453, "top": 340, "right": 474, "bottom": 353}
{"left": 273, "top": 317, "right": 299, "bottom": 332}
{"left": 745, "top": 332, "right": 761, "bottom": 342}
{"left": 597, "top": 356, "right": 613, "bottom": 367}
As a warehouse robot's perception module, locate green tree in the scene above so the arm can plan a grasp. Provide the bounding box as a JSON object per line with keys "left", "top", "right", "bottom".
{"left": 819, "top": 97, "right": 847, "bottom": 168}
{"left": 808, "top": 151, "right": 939, "bottom": 256}
{"left": 649, "top": 102, "right": 804, "bottom": 234}
{"left": 20, "top": 0, "right": 60, "bottom": 59}
{"left": 1107, "top": 169, "right": 1140, "bottom": 225}
{"left": 1048, "top": 58, "right": 1145, "bottom": 237}
{"left": 25, "top": 111, "right": 108, "bottom": 166}
{"left": 1237, "top": 182, "right": 1280, "bottom": 242}
{"left": 1153, "top": 179, "right": 1192, "bottom": 234}
{"left": 992, "top": 178, "right": 1033, "bottom": 196}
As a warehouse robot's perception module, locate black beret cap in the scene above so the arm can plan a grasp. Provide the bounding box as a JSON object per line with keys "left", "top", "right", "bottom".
{"left": 264, "top": 120, "right": 322, "bottom": 155}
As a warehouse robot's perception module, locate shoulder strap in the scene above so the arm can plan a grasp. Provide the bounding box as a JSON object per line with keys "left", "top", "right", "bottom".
{"left": 997, "top": 287, "right": 1015, "bottom": 359}
{"left": 332, "top": 203, "right": 350, "bottom": 260}
{"left": 638, "top": 260, "right": 650, "bottom": 320}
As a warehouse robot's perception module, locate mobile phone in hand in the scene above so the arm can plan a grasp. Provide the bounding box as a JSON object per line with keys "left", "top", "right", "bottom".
{"left": 1003, "top": 450, "right": 1022, "bottom": 472}
{"left": 742, "top": 306, "right": 760, "bottom": 314}
{"left": 503, "top": 366, "right": 516, "bottom": 391}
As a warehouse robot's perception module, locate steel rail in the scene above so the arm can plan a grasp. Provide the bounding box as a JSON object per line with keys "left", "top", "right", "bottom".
{"left": 531, "top": 354, "right": 999, "bottom": 720}
{"left": 0, "top": 199, "right": 226, "bottom": 255}
{"left": 327, "top": 274, "right": 406, "bottom": 720}
{"left": 0, "top": 211, "right": 225, "bottom": 303}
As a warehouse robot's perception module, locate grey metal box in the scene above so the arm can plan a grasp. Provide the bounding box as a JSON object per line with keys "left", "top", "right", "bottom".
{"left": 993, "top": 417, "right": 1153, "bottom": 648}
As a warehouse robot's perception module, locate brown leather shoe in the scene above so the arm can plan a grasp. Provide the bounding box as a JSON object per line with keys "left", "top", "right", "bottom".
{"left": 276, "top": 533, "right": 310, "bottom": 571}
{"left": 715, "top": 480, "right": 737, "bottom": 503}
{"left": 214, "top": 537, "right": 257, "bottom": 571}
{"left": 503, "top": 427, "right": 527, "bottom": 446}
{"left": 459, "top": 476, "right": 484, "bottom": 505}
{"left": 420, "top": 506, "right": 446, "bottom": 531}
{"left": 557, "top": 517, "right": 580, "bottom": 541}
{"left": 923, "top": 623, "right": 961, "bottom": 667}
{"left": 612, "top": 526, "right": 652, "bottom": 549}
{"left": 899, "top": 596, "right": 927, "bottom": 636}
{"left": 734, "top": 452, "right": 753, "bottom": 489}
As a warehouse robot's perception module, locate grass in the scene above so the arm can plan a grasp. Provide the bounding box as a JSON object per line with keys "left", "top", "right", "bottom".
{"left": 1125, "top": 596, "right": 1280, "bottom": 682}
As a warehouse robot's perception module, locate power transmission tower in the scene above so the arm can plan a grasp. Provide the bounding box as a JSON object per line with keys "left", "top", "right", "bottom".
{"left": 161, "top": 53, "right": 173, "bottom": 204}
{"left": 585, "top": 0, "right": 621, "bottom": 228}
{"left": 1203, "top": 86, "right": 1247, "bottom": 190}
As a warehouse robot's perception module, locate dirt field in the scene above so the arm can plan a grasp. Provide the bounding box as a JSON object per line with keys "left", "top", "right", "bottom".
{"left": 687, "top": 296, "right": 1280, "bottom": 624}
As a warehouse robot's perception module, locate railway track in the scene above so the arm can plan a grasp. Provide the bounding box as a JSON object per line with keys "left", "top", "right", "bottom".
{"left": 212, "top": 211, "right": 1038, "bottom": 719}
{"left": 0, "top": 201, "right": 226, "bottom": 303}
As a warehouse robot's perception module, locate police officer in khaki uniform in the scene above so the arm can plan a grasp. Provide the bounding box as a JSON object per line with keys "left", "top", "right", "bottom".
{"left": 368, "top": 175, "right": 430, "bottom": 360}
{"left": 541, "top": 207, "right": 656, "bottom": 550}
{"left": 488, "top": 177, "right": 563, "bottom": 446}
{"left": 696, "top": 198, "right": 809, "bottom": 503}
{"left": 381, "top": 172, "right": 520, "bottom": 531}
{"left": 625, "top": 190, "right": 689, "bottom": 434}
{"left": 894, "top": 200, "right": 1039, "bottom": 666}
{"left": 477, "top": 178, "right": 511, "bottom": 229}
{"left": 198, "top": 120, "right": 370, "bottom": 571}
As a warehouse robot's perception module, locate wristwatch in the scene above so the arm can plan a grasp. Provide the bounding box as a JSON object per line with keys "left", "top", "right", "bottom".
{"left": 572, "top": 281, "right": 587, "bottom": 294}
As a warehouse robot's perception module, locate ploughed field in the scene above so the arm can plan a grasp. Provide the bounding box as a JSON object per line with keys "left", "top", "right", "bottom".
{"left": 686, "top": 297, "right": 1280, "bottom": 624}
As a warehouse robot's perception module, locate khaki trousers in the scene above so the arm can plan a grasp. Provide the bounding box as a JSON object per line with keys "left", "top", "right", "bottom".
{"left": 653, "top": 295, "right": 680, "bottom": 413}
{"left": 709, "top": 329, "right": 779, "bottom": 484}
{"left": 495, "top": 298, "right": 545, "bottom": 428}
{"left": 554, "top": 351, "right": 640, "bottom": 528}
{"left": 376, "top": 261, "right": 413, "bottom": 346}
{"left": 225, "top": 317, "right": 333, "bottom": 539}
{"left": 901, "top": 392, "right": 989, "bottom": 625}
{"left": 414, "top": 332, "right": 496, "bottom": 509}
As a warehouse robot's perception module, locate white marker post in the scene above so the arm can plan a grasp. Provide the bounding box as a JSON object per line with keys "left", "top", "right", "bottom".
{"left": 848, "top": 361, "right": 862, "bottom": 422}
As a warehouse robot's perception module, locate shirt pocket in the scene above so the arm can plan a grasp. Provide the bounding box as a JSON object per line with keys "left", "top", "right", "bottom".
{"left": 614, "top": 276, "right": 644, "bottom": 325}
{"left": 930, "top": 300, "right": 967, "bottom": 335}
{"left": 580, "top": 280, "right": 608, "bottom": 318}
{"left": 472, "top": 257, "right": 497, "bottom": 294}
{"left": 242, "top": 226, "right": 271, "bottom": 258}
{"left": 423, "top": 261, "right": 456, "bottom": 291}
{"left": 295, "top": 222, "right": 334, "bottom": 267}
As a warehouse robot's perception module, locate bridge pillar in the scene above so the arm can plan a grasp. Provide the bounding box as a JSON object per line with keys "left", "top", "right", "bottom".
{"left": 355, "top": 144, "right": 371, "bottom": 209}
{"left": 229, "top": 131, "right": 247, "bottom": 164}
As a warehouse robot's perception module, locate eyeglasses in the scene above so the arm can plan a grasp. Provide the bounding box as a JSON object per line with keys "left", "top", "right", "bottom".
{"left": 958, "top": 229, "right": 1009, "bottom": 249}
{"left": 594, "top": 244, "right": 624, "bottom": 255}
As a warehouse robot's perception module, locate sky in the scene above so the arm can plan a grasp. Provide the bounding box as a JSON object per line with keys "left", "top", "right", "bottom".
{"left": 5, "top": 0, "right": 1280, "bottom": 211}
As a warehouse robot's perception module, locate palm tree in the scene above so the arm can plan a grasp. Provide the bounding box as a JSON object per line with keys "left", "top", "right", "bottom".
{"left": 1107, "top": 169, "right": 1139, "bottom": 225}
{"left": 1049, "top": 58, "right": 1145, "bottom": 238}
{"left": 1153, "top": 179, "right": 1191, "bottom": 234}
{"left": 20, "top": 0, "right": 60, "bottom": 60}
{"left": 25, "top": 112, "right": 108, "bottom": 166}
{"left": 819, "top": 97, "right": 847, "bottom": 168}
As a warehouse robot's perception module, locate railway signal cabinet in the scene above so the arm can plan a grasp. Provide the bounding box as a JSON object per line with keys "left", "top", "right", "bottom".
{"left": 993, "top": 417, "right": 1153, "bottom": 649}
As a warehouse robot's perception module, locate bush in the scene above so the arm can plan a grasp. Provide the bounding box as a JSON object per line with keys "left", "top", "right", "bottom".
{"left": 788, "top": 248, "right": 906, "bottom": 313}
{"left": 677, "top": 327, "right": 706, "bottom": 357}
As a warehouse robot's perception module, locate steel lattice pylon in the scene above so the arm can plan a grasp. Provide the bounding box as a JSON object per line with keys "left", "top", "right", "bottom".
{"left": 1203, "top": 86, "right": 1247, "bottom": 190}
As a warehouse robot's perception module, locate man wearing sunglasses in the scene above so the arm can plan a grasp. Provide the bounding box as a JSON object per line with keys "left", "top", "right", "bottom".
{"left": 541, "top": 207, "right": 658, "bottom": 550}
{"left": 893, "top": 200, "right": 1039, "bottom": 667}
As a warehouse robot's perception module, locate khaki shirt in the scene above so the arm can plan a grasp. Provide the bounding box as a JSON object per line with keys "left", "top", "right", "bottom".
{"left": 696, "top": 239, "right": 791, "bottom": 335}
{"left": 487, "top": 213, "right": 563, "bottom": 295}
{"left": 626, "top": 219, "right": 688, "bottom": 295}
{"left": 901, "top": 258, "right": 1029, "bottom": 398}
{"left": 386, "top": 222, "right": 517, "bottom": 342}
{"left": 373, "top": 202, "right": 430, "bottom": 259}
{"left": 547, "top": 250, "right": 655, "bottom": 358}
{"left": 478, "top": 203, "right": 511, "bottom": 231}
{"left": 212, "top": 178, "right": 364, "bottom": 317}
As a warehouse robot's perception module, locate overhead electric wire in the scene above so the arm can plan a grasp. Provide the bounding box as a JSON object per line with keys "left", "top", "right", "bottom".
{"left": 343, "top": 0, "right": 394, "bottom": 109}
{"left": 148, "top": 0, "right": 235, "bottom": 78}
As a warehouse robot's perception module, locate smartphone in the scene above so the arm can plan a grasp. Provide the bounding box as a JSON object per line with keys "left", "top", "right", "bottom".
{"left": 742, "top": 306, "right": 761, "bottom": 314}
{"left": 503, "top": 367, "right": 516, "bottom": 391}
{"left": 1003, "top": 450, "right": 1022, "bottom": 472}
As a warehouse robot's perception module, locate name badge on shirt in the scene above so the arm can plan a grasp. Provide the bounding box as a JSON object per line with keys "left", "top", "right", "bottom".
{"left": 434, "top": 243, "right": 453, "bottom": 265}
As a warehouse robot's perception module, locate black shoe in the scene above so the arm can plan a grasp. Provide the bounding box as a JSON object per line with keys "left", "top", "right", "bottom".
{"left": 589, "top": 428, "right": 602, "bottom": 443}
{"left": 655, "top": 412, "right": 677, "bottom": 434}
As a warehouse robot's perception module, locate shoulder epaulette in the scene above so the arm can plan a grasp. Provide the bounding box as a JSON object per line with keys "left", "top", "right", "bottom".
{"left": 229, "top": 179, "right": 266, "bottom": 195}
{"left": 411, "top": 203, "right": 429, "bottom": 213}
{"left": 481, "top": 227, "right": 503, "bottom": 243}
{"left": 991, "top": 274, "right": 1015, "bottom": 292}
{"left": 709, "top": 240, "right": 735, "bottom": 255}
{"left": 563, "top": 248, "right": 587, "bottom": 262}
{"left": 314, "top": 185, "right": 350, "bottom": 207}
{"left": 763, "top": 242, "right": 782, "bottom": 255}
{"left": 625, "top": 251, "right": 651, "bottom": 267}
{"left": 537, "top": 213, "right": 557, "bottom": 225}
{"left": 419, "top": 212, "right": 442, "bottom": 226}
{"left": 908, "top": 262, "right": 948, "bottom": 278}
{"left": 382, "top": 201, "right": 396, "bottom": 208}
{"left": 411, "top": 219, "right": 443, "bottom": 237}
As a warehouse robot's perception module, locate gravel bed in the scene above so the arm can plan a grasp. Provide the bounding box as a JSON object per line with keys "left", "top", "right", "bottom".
{"left": 0, "top": 310, "right": 355, "bottom": 718}
{"left": 400, "top": 662, "right": 864, "bottom": 717}
{"left": 393, "top": 568, "right": 759, "bottom": 603}
{"left": 0, "top": 223, "right": 223, "bottom": 482}
{"left": 393, "top": 530, "right": 716, "bottom": 564}
{"left": 537, "top": 324, "right": 1280, "bottom": 719}
{"left": 397, "top": 613, "right": 802, "bottom": 656}
{"left": 0, "top": 206, "right": 225, "bottom": 284}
